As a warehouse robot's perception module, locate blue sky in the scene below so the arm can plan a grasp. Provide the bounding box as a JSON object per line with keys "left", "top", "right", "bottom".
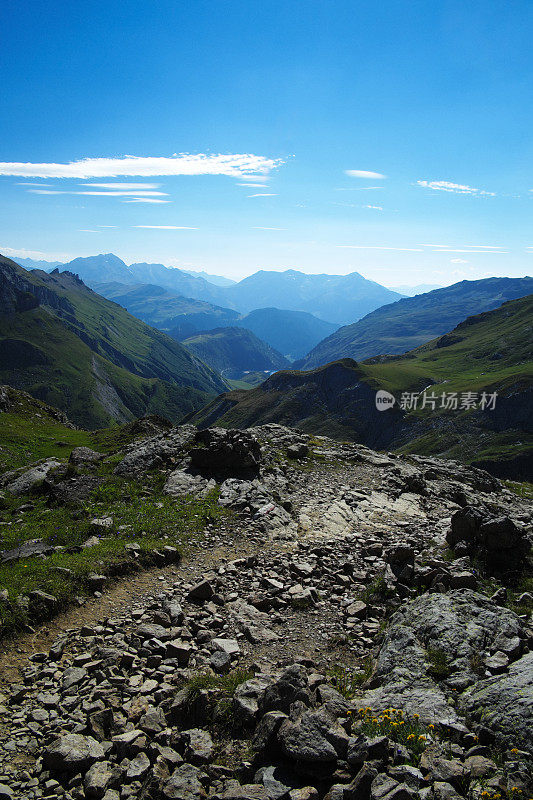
{"left": 1, "top": 0, "right": 532, "bottom": 285}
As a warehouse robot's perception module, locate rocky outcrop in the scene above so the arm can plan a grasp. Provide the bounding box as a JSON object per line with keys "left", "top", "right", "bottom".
{"left": 461, "top": 652, "right": 533, "bottom": 754}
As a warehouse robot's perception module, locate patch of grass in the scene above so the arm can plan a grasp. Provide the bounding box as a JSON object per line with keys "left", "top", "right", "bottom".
{"left": 506, "top": 576, "right": 533, "bottom": 617}
{"left": 328, "top": 658, "right": 374, "bottom": 698}
{"left": 425, "top": 646, "right": 451, "bottom": 680}
{"left": 182, "top": 668, "right": 254, "bottom": 726}
{"left": 503, "top": 480, "right": 533, "bottom": 500}
{"left": 183, "top": 668, "right": 253, "bottom": 703}
{"left": 0, "top": 477, "right": 227, "bottom": 636}
{"left": 470, "top": 651, "right": 486, "bottom": 677}
{"left": 361, "top": 575, "right": 396, "bottom": 604}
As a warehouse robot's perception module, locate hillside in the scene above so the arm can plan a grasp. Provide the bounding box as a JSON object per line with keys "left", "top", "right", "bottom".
{"left": 189, "top": 295, "right": 533, "bottom": 477}
{"left": 235, "top": 307, "right": 338, "bottom": 359}
{"left": 93, "top": 281, "right": 240, "bottom": 338}
{"left": 181, "top": 326, "right": 290, "bottom": 379}
{"left": 0, "top": 255, "right": 228, "bottom": 428}
{"left": 82, "top": 281, "right": 338, "bottom": 358}
{"left": 297, "top": 276, "right": 533, "bottom": 370}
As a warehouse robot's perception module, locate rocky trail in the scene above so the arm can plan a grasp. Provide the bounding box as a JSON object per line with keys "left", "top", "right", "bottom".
{"left": 0, "top": 424, "right": 531, "bottom": 800}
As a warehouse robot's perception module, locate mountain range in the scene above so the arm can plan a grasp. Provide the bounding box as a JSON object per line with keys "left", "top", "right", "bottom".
{"left": 92, "top": 282, "right": 338, "bottom": 359}
{"left": 0, "top": 255, "right": 227, "bottom": 428}
{"left": 296, "top": 276, "right": 533, "bottom": 370}
{"left": 189, "top": 294, "right": 533, "bottom": 478}
{"left": 32, "top": 253, "right": 402, "bottom": 326}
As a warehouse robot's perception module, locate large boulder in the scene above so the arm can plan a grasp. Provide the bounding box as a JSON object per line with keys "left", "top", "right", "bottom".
{"left": 190, "top": 428, "right": 262, "bottom": 478}
{"left": 461, "top": 652, "right": 533, "bottom": 753}
{"left": 5, "top": 458, "right": 62, "bottom": 495}
{"left": 355, "top": 590, "right": 524, "bottom": 721}
{"left": 43, "top": 733, "right": 104, "bottom": 773}
{"left": 164, "top": 469, "right": 216, "bottom": 498}
{"left": 277, "top": 708, "right": 349, "bottom": 762}
{"left": 448, "top": 506, "right": 530, "bottom": 567}
{"left": 115, "top": 425, "right": 196, "bottom": 476}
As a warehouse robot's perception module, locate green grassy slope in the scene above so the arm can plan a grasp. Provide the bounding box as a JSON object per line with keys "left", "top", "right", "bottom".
{"left": 190, "top": 297, "right": 533, "bottom": 476}
{"left": 297, "top": 276, "right": 533, "bottom": 370}
{"left": 93, "top": 281, "right": 240, "bottom": 337}
{"left": 0, "top": 255, "right": 228, "bottom": 428}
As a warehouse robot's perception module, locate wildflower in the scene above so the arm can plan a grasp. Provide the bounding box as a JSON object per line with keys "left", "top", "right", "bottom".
{"left": 510, "top": 748, "right": 518, "bottom": 754}
{"left": 413, "top": 713, "right": 419, "bottom": 719}
{"left": 428, "top": 724, "right": 435, "bottom": 729}
{"left": 418, "top": 735, "right": 426, "bottom": 741}
{"left": 392, "top": 722, "right": 398, "bottom": 727}
{"left": 372, "top": 718, "right": 378, "bottom": 723}
{"left": 407, "top": 734, "right": 415, "bottom": 741}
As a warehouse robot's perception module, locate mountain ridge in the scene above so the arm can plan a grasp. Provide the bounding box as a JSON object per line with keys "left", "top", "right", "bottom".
{"left": 297, "top": 276, "right": 533, "bottom": 370}
{"left": 189, "top": 294, "right": 533, "bottom": 478}
{"left": 0, "top": 255, "right": 228, "bottom": 428}
{"left": 48, "top": 253, "right": 403, "bottom": 325}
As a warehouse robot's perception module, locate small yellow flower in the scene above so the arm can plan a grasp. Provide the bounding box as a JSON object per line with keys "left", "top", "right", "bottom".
{"left": 399, "top": 720, "right": 405, "bottom": 725}
{"left": 510, "top": 748, "right": 519, "bottom": 754}
{"left": 428, "top": 724, "right": 435, "bottom": 729}
{"left": 392, "top": 722, "right": 398, "bottom": 727}
{"left": 407, "top": 734, "right": 415, "bottom": 740}
{"left": 418, "top": 735, "right": 426, "bottom": 741}
{"left": 413, "top": 713, "right": 419, "bottom": 719}
{"left": 372, "top": 718, "right": 378, "bottom": 723}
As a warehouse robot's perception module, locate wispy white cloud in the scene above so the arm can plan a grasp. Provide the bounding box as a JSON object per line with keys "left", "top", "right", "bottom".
{"left": 417, "top": 180, "right": 495, "bottom": 196}
{"left": 133, "top": 225, "right": 197, "bottom": 230}
{"left": 77, "top": 229, "right": 99, "bottom": 233}
{"left": 429, "top": 248, "right": 507, "bottom": 254}
{"left": 336, "top": 245, "right": 423, "bottom": 252}
{"left": 345, "top": 169, "right": 386, "bottom": 179}
{"left": 237, "top": 182, "right": 269, "bottom": 187}
{"left": 451, "top": 258, "right": 469, "bottom": 264}
{"left": 421, "top": 243, "right": 503, "bottom": 249}
{"left": 247, "top": 193, "right": 277, "bottom": 198}
{"left": 97, "top": 225, "right": 118, "bottom": 228}
{"left": 17, "top": 182, "right": 56, "bottom": 186}
{"left": 237, "top": 174, "right": 271, "bottom": 182}
{"left": 363, "top": 204, "right": 383, "bottom": 210}
{"left": 252, "top": 226, "right": 286, "bottom": 230}
{"left": 0, "top": 153, "right": 283, "bottom": 178}
{"left": 82, "top": 182, "right": 161, "bottom": 190}
{"left": 28, "top": 189, "right": 167, "bottom": 197}
{"left": 122, "top": 198, "right": 171, "bottom": 204}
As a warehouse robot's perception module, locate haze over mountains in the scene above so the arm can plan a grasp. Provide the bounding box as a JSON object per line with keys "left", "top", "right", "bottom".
{"left": 31, "top": 253, "right": 402, "bottom": 326}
